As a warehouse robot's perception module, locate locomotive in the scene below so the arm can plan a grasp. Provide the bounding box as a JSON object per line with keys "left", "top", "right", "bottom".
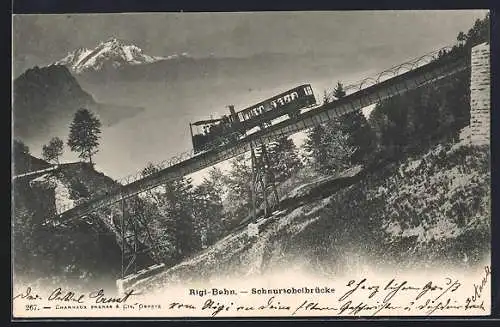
{"left": 189, "top": 84, "right": 316, "bottom": 154}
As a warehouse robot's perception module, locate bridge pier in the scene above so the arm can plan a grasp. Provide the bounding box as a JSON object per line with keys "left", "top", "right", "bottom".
{"left": 469, "top": 42, "right": 490, "bottom": 145}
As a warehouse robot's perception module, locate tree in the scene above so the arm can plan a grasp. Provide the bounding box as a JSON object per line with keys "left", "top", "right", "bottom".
{"left": 323, "top": 90, "right": 331, "bottom": 104}
{"left": 164, "top": 177, "right": 196, "bottom": 258}
{"left": 13, "top": 139, "right": 30, "bottom": 156}
{"left": 141, "top": 162, "right": 160, "bottom": 177}
{"left": 304, "top": 114, "right": 375, "bottom": 173}
{"left": 367, "top": 65, "right": 469, "bottom": 161}
{"left": 138, "top": 161, "right": 201, "bottom": 262}
{"left": 333, "top": 81, "right": 376, "bottom": 164}
{"left": 303, "top": 124, "right": 329, "bottom": 170}
{"left": 338, "top": 111, "right": 376, "bottom": 165}
{"left": 222, "top": 155, "right": 255, "bottom": 227}
{"left": 457, "top": 31, "right": 467, "bottom": 46}
{"left": 193, "top": 169, "right": 225, "bottom": 246}
{"left": 333, "top": 81, "right": 346, "bottom": 99}
{"left": 303, "top": 121, "right": 355, "bottom": 175}
{"left": 322, "top": 120, "right": 358, "bottom": 172}
{"left": 266, "top": 137, "right": 303, "bottom": 184}
{"left": 67, "top": 109, "right": 102, "bottom": 165}
{"left": 42, "top": 137, "right": 64, "bottom": 163}
{"left": 464, "top": 14, "right": 490, "bottom": 47}
{"left": 13, "top": 139, "right": 32, "bottom": 174}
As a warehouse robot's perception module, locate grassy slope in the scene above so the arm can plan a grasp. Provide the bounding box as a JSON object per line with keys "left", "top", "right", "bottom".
{"left": 132, "top": 142, "right": 490, "bottom": 292}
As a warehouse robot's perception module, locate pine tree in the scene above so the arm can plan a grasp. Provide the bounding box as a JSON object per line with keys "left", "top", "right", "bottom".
{"left": 304, "top": 82, "right": 350, "bottom": 172}
{"left": 322, "top": 120, "right": 357, "bottom": 173}
{"left": 193, "top": 169, "right": 225, "bottom": 246}
{"left": 367, "top": 12, "right": 489, "bottom": 162}
{"left": 303, "top": 124, "right": 329, "bottom": 170}
{"left": 164, "top": 177, "right": 196, "bottom": 259}
{"left": 333, "top": 81, "right": 346, "bottom": 99}
{"left": 42, "top": 137, "right": 64, "bottom": 164}
{"left": 464, "top": 14, "right": 490, "bottom": 47}
{"left": 67, "top": 108, "right": 102, "bottom": 165}
{"left": 134, "top": 163, "right": 173, "bottom": 261}
{"left": 304, "top": 112, "right": 374, "bottom": 174}
{"left": 323, "top": 90, "right": 331, "bottom": 104}
{"left": 267, "top": 137, "right": 303, "bottom": 184}
{"left": 457, "top": 31, "right": 466, "bottom": 46}
{"left": 222, "top": 155, "right": 255, "bottom": 227}
{"left": 338, "top": 111, "right": 376, "bottom": 165}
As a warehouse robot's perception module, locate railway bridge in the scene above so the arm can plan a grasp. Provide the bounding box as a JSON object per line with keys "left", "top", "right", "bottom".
{"left": 20, "top": 42, "right": 490, "bottom": 282}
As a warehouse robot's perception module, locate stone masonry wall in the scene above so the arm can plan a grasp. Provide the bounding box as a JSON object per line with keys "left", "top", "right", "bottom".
{"left": 469, "top": 42, "right": 490, "bottom": 145}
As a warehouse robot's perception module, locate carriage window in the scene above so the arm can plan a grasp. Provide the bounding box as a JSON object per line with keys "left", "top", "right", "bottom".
{"left": 304, "top": 86, "right": 313, "bottom": 95}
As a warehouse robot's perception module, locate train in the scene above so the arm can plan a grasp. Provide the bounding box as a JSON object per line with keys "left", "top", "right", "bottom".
{"left": 189, "top": 84, "right": 317, "bottom": 154}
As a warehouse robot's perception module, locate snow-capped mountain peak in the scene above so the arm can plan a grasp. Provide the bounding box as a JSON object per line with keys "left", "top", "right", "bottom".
{"left": 55, "top": 47, "right": 93, "bottom": 72}
{"left": 55, "top": 37, "right": 167, "bottom": 74}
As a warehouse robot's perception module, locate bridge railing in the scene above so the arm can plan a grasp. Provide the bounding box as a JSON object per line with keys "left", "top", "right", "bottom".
{"left": 324, "top": 45, "right": 457, "bottom": 103}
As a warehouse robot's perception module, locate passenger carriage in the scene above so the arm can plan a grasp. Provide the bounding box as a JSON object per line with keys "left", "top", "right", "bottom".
{"left": 189, "top": 84, "right": 317, "bottom": 154}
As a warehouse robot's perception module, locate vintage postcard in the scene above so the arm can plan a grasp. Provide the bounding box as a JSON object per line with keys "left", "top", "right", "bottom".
{"left": 12, "top": 10, "right": 491, "bottom": 319}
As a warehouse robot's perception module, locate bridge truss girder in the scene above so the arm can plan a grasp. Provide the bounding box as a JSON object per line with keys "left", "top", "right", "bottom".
{"left": 49, "top": 50, "right": 469, "bottom": 230}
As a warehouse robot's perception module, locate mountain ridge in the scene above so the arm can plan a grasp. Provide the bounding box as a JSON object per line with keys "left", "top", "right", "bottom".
{"left": 54, "top": 37, "right": 170, "bottom": 74}
{"left": 13, "top": 64, "right": 97, "bottom": 142}
{"left": 13, "top": 64, "right": 144, "bottom": 145}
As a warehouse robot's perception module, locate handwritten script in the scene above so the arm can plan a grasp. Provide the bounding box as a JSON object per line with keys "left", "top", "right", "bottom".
{"left": 13, "top": 267, "right": 491, "bottom": 317}
{"left": 165, "top": 268, "right": 491, "bottom": 317}
{"left": 13, "top": 287, "right": 141, "bottom": 304}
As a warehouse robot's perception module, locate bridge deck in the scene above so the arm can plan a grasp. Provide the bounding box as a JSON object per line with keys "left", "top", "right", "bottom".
{"left": 13, "top": 165, "right": 59, "bottom": 180}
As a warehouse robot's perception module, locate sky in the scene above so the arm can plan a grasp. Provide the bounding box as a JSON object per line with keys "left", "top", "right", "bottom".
{"left": 13, "top": 10, "right": 487, "bottom": 75}
{"left": 12, "top": 10, "right": 488, "bottom": 183}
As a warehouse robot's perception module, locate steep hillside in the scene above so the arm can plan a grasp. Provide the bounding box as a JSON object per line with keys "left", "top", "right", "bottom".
{"left": 12, "top": 153, "right": 123, "bottom": 287}
{"left": 131, "top": 142, "right": 490, "bottom": 293}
